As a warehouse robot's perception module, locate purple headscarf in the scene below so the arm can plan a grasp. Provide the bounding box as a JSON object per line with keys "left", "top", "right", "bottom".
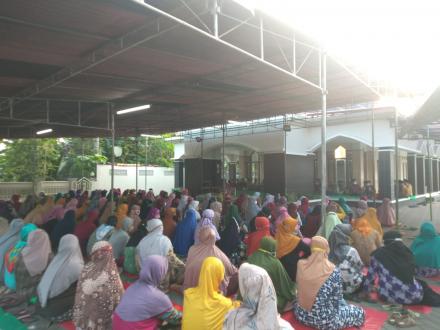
{"left": 147, "top": 207, "right": 160, "bottom": 220}
{"left": 194, "top": 209, "right": 220, "bottom": 245}
{"left": 114, "top": 255, "right": 172, "bottom": 322}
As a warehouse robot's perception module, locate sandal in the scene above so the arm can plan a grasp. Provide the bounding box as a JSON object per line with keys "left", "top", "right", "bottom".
{"left": 388, "top": 312, "right": 402, "bottom": 325}
{"left": 396, "top": 314, "right": 416, "bottom": 328}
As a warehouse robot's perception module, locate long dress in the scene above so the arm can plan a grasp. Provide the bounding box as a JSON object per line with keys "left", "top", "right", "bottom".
{"left": 294, "top": 269, "right": 365, "bottom": 330}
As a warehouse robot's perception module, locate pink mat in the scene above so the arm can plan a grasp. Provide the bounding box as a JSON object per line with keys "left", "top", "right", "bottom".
{"left": 281, "top": 307, "right": 388, "bottom": 330}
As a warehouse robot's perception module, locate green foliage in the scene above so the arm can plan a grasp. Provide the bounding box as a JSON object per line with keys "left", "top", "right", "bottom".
{"left": 0, "top": 139, "right": 61, "bottom": 181}
{"left": 0, "top": 135, "right": 174, "bottom": 182}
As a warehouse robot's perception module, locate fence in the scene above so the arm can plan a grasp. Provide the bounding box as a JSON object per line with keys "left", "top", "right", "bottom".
{"left": 0, "top": 181, "right": 73, "bottom": 199}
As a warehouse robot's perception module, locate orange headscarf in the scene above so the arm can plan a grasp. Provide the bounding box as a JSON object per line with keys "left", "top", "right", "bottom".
{"left": 246, "top": 217, "right": 271, "bottom": 256}
{"left": 275, "top": 217, "right": 301, "bottom": 258}
{"left": 115, "top": 203, "right": 128, "bottom": 229}
{"left": 365, "top": 208, "right": 383, "bottom": 236}
{"left": 353, "top": 218, "right": 372, "bottom": 236}
{"left": 296, "top": 236, "right": 335, "bottom": 311}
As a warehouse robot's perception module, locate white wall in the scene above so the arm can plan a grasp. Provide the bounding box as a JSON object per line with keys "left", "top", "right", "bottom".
{"left": 93, "top": 164, "right": 174, "bottom": 193}
{"left": 286, "top": 119, "right": 396, "bottom": 155}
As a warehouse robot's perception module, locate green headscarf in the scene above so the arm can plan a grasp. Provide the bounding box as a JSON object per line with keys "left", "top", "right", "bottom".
{"left": 247, "top": 237, "right": 296, "bottom": 312}
{"left": 338, "top": 197, "right": 352, "bottom": 215}
{"left": 411, "top": 222, "right": 440, "bottom": 269}
{"left": 224, "top": 204, "right": 241, "bottom": 228}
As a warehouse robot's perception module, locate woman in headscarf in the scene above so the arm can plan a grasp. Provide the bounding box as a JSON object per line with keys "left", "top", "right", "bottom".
{"left": 362, "top": 207, "right": 383, "bottom": 237}
{"left": 98, "top": 200, "right": 115, "bottom": 224}
{"left": 0, "top": 219, "right": 24, "bottom": 278}
{"left": 298, "top": 197, "right": 310, "bottom": 219}
{"left": 74, "top": 209, "right": 99, "bottom": 256}
{"left": 210, "top": 201, "right": 222, "bottom": 229}
{"left": 317, "top": 202, "right": 342, "bottom": 240}
{"left": 147, "top": 207, "right": 161, "bottom": 221}
{"left": 224, "top": 263, "right": 293, "bottom": 330}
{"left": 338, "top": 197, "right": 353, "bottom": 221}
{"left": 350, "top": 218, "right": 382, "bottom": 265}
{"left": 173, "top": 208, "right": 197, "bottom": 257}
{"left": 10, "top": 194, "right": 21, "bottom": 212}
{"left": 249, "top": 206, "right": 271, "bottom": 233}
{"left": 86, "top": 215, "right": 117, "bottom": 256}
{"left": 139, "top": 199, "right": 152, "bottom": 221}
{"left": 328, "top": 224, "right": 364, "bottom": 294}
{"left": 73, "top": 241, "right": 124, "bottom": 330}
{"left": 184, "top": 227, "right": 237, "bottom": 292}
{"left": 18, "top": 195, "right": 37, "bottom": 218}
{"left": 137, "top": 219, "right": 184, "bottom": 290}
{"left": 126, "top": 203, "right": 141, "bottom": 232}
{"left": 363, "top": 231, "right": 423, "bottom": 304}
{"left": 163, "top": 207, "right": 178, "bottom": 239}
{"left": 3, "top": 223, "right": 38, "bottom": 290}
{"left": 353, "top": 200, "right": 368, "bottom": 219}
{"left": 246, "top": 216, "right": 271, "bottom": 256}
{"left": 276, "top": 217, "right": 311, "bottom": 281}
{"left": 7, "top": 229, "right": 52, "bottom": 301}
{"left": 194, "top": 209, "right": 220, "bottom": 245}
{"left": 123, "top": 219, "right": 147, "bottom": 276}
{"left": 376, "top": 198, "right": 395, "bottom": 227}
{"left": 182, "top": 257, "right": 240, "bottom": 330}
{"left": 275, "top": 207, "right": 289, "bottom": 230}
{"left": 247, "top": 237, "right": 296, "bottom": 313}
{"left": 302, "top": 205, "right": 321, "bottom": 238}
{"left": 294, "top": 236, "right": 365, "bottom": 330}
{"left": 411, "top": 222, "right": 440, "bottom": 277}
{"left": 37, "top": 234, "right": 84, "bottom": 322}
{"left": 217, "top": 204, "right": 242, "bottom": 261}
{"left": 50, "top": 209, "right": 76, "bottom": 251}
{"left": 24, "top": 196, "right": 54, "bottom": 226}
{"left": 113, "top": 256, "right": 182, "bottom": 329}
{"left": 244, "top": 196, "right": 260, "bottom": 227}
{"left": 64, "top": 198, "right": 78, "bottom": 216}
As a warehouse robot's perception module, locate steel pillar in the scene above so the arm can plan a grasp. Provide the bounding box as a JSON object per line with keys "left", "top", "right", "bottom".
{"left": 394, "top": 108, "right": 399, "bottom": 226}
{"left": 110, "top": 109, "right": 115, "bottom": 214}
{"left": 320, "top": 51, "right": 327, "bottom": 224}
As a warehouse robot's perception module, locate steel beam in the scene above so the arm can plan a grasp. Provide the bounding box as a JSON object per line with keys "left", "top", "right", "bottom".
{"left": 321, "top": 51, "right": 327, "bottom": 225}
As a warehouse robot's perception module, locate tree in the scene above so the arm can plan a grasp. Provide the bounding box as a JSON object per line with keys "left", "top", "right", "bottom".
{"left": 0, "top": 139, "right": 61, "bottom": 181}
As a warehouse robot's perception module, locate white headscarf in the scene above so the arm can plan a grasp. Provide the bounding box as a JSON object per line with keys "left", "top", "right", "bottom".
{"left": 224, "top": 263, "right": 293, "bottom": 330}
{"left": 38, "top": 234, "right": 84, "bottom": 307}
{"left": 136, "top": 219, "right": 172, "bottom": 263}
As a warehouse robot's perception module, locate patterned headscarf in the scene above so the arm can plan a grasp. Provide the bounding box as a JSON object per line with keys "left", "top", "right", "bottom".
{"left": 73, "top": 241, "right": 124, "bottom": 330}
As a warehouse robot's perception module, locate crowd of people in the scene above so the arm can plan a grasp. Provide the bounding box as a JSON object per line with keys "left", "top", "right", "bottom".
{"left": 0, "top": 188, "right": 439, "bottom": 329}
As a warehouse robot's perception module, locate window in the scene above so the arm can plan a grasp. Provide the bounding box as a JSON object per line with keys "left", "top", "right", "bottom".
{"left": 164, "top": 170, "right": 174, "bottom": 176}
{"left": 139, "top": 170, "right": 154, "bottom": 176}
{"left": 109, "top": 169, "right": 127, "bottom": 176}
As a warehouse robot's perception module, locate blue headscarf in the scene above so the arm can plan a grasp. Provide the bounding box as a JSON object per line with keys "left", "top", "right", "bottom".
{"left": 4, "top": 223, "right": 37, "bottom": 290}
{"left": 173, "top": 208, "right": 197, "bottom": 256}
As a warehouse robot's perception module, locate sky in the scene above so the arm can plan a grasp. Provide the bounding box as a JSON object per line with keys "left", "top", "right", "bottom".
{"left": 236, "top": 0, "right": 440, "bottom": 115}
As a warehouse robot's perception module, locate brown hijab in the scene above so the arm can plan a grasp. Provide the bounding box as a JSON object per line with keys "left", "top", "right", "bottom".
{"left": 296, "top": 236, "right": 335, "bottom": 311}
{"left": 183, "top": 226, "right": 237, "bottom": 290}
{"left": 73, "top": 241, "right": 124, "bottom": 329}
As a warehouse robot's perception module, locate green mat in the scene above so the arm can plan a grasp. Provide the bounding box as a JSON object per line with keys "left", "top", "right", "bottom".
{"left": 0, "top": 308, "right": 27, "bottom": 330}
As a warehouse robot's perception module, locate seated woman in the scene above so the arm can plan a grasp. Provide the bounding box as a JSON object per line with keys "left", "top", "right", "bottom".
{"left": 363, "top": 231, "right": 423, "bottom": 305}
{"left": 37, "top": 234, "right": 84, "bottom": 322}
{"left": 137, "top": 219, "right": 185, "bottom": 290}
{"left": 86, "top": 215, "right": 117, "bottom": 256}
{"left": 246, "top": 216, "right": 271, "bottom": 256}
{"left": 113, "top": 255, "right": 182, "bottom": 330}
{"left": 108, "top": 217, "right": 130, "bottom": 262}
{"left": 247, "top": 237, "right": 296, "bottom": 313}
{"left": 223, "top": 263, "right": 293, "bottom": 330}
{"left": 328, "top": 224, "right": 364, "bottom": 294}
{"left": 376, "top": 198, "right": 396, "bottom": 227}
{"left": 183, "top": 227, "right": 237, "bottom": 292}
{"left": 217, "top": 205, "right": 242, "bottom": 264}
{"left": 302, "top": 205, "right": 321, "bottom": 238}
{"left": 74, "top": 209, "right": 99, "bottom": 256}
{"left": 318, "top": 203, "right": 342, "bottom": 240}
{"left": 350, "top": 218, "right": 382, "bottom": 265}
{"left": 50, "top": 209, "right": 76, "bottom": 251}
{"left": 173, "top": 208, "right": 197, "bottom": 257}
{"left": 0, "top": 219, "right": 24, "bottom": 276}
{"left": 182, "top": 257, "right": 240, "bottom": 330}
{"left": 294, "top": 236, "right": 365, "bottom": 330}
{"left": 194, "top": 209, "right": 220, "bottom": 245}
{"left": 338, "top": 197, "right": 353, "bottom": 222}
{"left": 163, "top": 207, "right": 177, "bottom": 239}
{"left": 73, "top": 241, "right": 124, "bottom": 330}
{"left": 210, "top": 201, "right": 223, "bottom": 230}
{"left": 123, "top": 219, "right": 147, "bottom": 276}
{"left": 4, "top": 228, "right": 52, "bottom": 304}
{"left": 276, "top": 217, "right": 311, "bottom": 281}
{"left": 411, "top": 222, "right": 440, "bottom": 277}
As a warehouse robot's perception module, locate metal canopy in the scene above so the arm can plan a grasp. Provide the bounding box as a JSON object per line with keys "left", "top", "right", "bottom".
{"left": 0, "top": 0, "right": 378, "bottom": 138}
